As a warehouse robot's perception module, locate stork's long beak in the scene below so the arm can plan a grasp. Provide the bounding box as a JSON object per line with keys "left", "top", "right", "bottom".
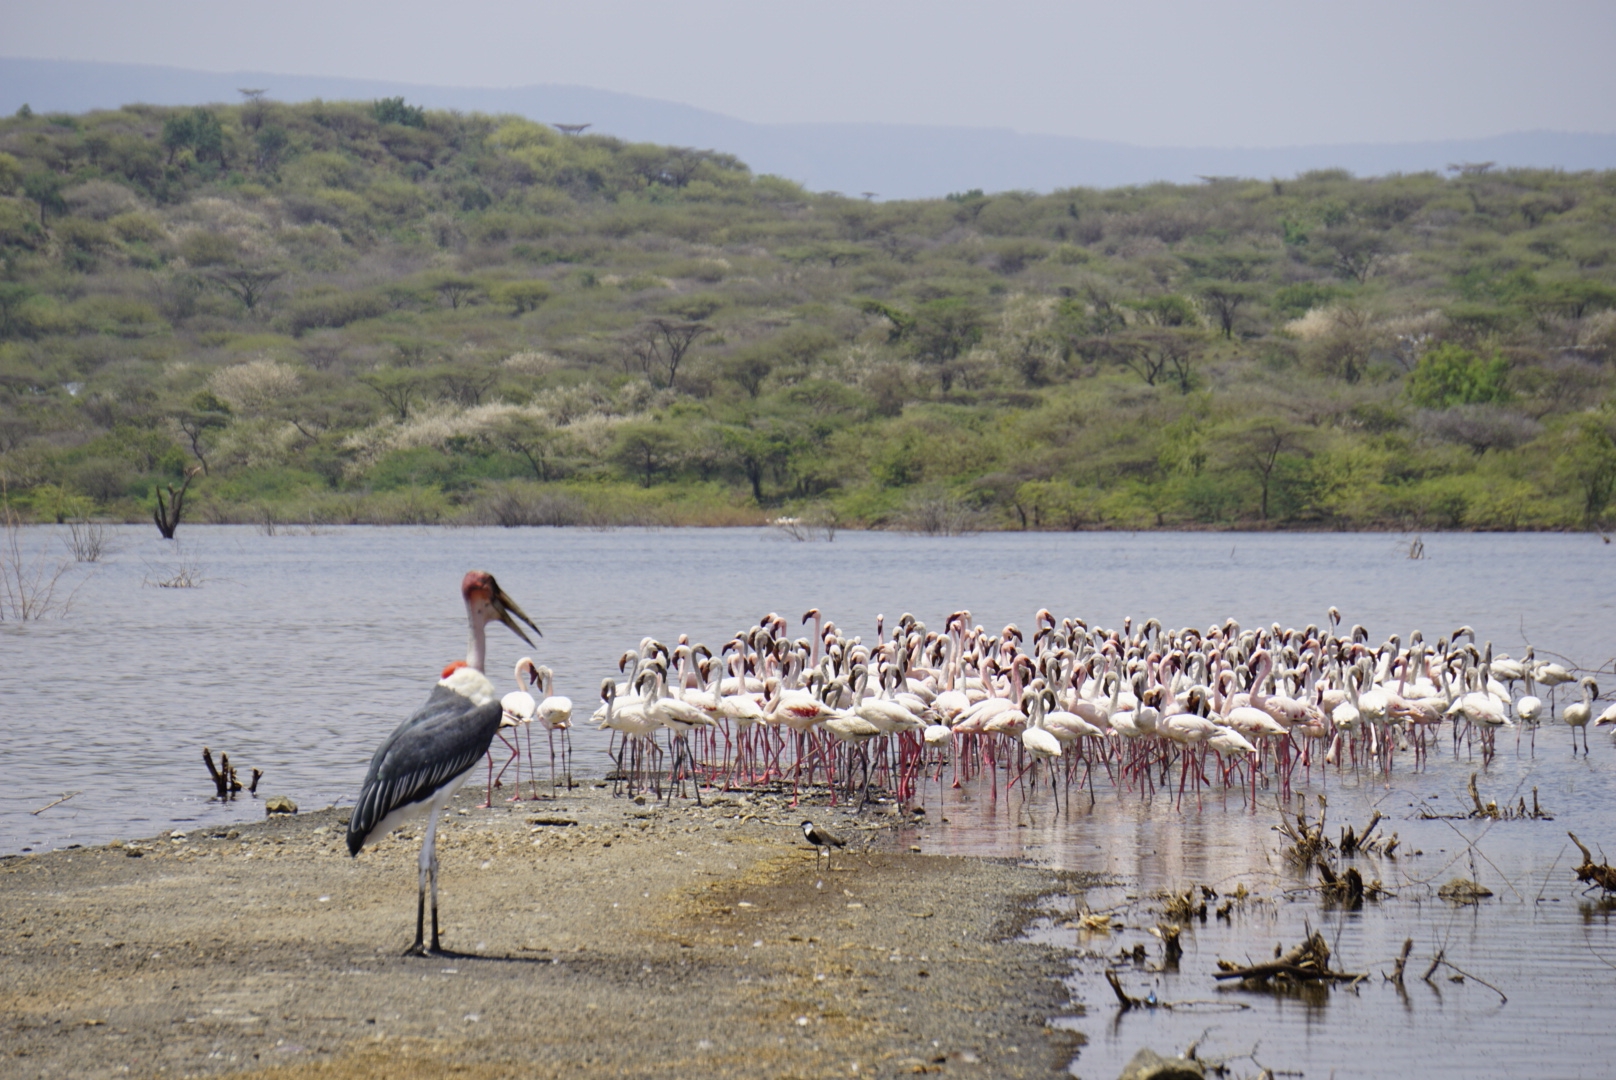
{"left": 492, "top": 583, "right": 541, "bottom": 645}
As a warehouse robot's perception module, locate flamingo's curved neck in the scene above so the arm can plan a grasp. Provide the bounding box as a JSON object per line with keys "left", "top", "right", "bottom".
{"left": 1250, "top": 650, "right": 1272, "bottom": 708}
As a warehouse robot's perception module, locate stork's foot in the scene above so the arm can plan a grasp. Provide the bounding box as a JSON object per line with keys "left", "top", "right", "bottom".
{"left": 403, "top": 940, "right": 433, "bottom": 957}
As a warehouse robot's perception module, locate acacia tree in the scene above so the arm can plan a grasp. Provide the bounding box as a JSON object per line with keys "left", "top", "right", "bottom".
{"left": 488, "top": 414, "right": 567, "bottom": 482}
{"left": 721, "top": 423, "right": 796, "bottom": 504}
{"left": 627, "top": 319, "right": 712, "bottom": 391}
{"left": 1317, "top": 227, "right": 1388, "bottom": 283}
{"left": 432, "top": 275, "right": 482, "bottom": 310}
{"left": 1089, "top": 330, "right": 1201, "bottom": 392}
{"left": 1231, "top": 422, "right": 1309, "bottom": 521}
{"left": 908, "top": 298, "right": 984, "bottom": 392}
{"left": 0, "top": 283, "right": 35, "bottom": 337}
{"left": 161, "top": 108, "right": 226, "bottom": 167}
{"left": 1561, "top": 415, "right": 1616, "bottom": 528}
{"left": 611, "top": 421, "right": 682, "bottom": 487}
{"left": 209, "top": 265, "right": 283, "bottom": 313}
{"left": 1198, "top": 281, "right": 1259, "bottom": 338}
{"left": 360, "top": 370, "right": 430, "bottom": 421}
{"left": 20, "top": 172, "right": 64, "bottom": 226}
{"left": 173, "top": 395, "right": 231, "bottom": 474}
{"left": 434, "top": 363, "right": 499, "bottom": 407}
{"left": 721, "top": 348, "right": 774, "bottom": 398}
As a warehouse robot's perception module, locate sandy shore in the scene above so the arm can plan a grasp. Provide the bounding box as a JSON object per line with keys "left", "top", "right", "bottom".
{"left": 1, "top": 785, "right": 1095, "bottom": 1079}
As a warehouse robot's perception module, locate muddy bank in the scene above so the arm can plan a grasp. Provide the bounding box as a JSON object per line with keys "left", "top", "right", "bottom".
{"left": 1, "top": 786, "right": 1097, "bottom": 1079}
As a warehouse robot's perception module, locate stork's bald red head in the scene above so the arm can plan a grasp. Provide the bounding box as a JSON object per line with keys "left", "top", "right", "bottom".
{"left": 460, "top": 570, "right": 541, "bottom": 647}
{"left": 462, "top": 570, "right": 495, "bottom": 602}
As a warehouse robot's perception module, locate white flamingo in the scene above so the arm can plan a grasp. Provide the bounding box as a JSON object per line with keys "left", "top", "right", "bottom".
{"left": 1564, "top": 677, "right": 1599, "bottom": 754}
{"left": 529, "top": 664, "right": 572, "bottom": 796}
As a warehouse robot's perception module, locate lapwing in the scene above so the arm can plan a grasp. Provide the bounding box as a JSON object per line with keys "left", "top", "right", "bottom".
{"left": 801, "top": 819, "right": 846, "bottom": 869}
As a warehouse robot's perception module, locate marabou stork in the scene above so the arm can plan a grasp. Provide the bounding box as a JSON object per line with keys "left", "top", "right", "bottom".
{"left": 346, "top": 570, "right": 540, "bottom": 956}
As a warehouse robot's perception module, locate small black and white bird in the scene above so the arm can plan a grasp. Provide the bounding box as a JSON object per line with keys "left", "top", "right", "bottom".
{"left": 347, "top": 570, "right": 540, "bottom": 956}
{"left": 801, "top": 819, "right": 846, "bottom": 868}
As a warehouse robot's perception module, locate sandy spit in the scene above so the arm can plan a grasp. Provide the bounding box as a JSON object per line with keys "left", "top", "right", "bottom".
{"left": 1, "top": 785, "right": 1098, "bottom": 1079}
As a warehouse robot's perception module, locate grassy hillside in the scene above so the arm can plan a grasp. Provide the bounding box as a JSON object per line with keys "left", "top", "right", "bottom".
{"left": 1, "top": 98, "right": 1614, "bottom": 531}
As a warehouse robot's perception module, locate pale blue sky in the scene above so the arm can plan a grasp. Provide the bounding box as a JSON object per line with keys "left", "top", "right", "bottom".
{"left": 8, "top": 0, "right": 1615, "bottom": 146}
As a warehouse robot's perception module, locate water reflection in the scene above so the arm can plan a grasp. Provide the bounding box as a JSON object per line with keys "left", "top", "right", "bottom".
{"left": 972, "top": 757, "right": 1616, "bottom": 1079}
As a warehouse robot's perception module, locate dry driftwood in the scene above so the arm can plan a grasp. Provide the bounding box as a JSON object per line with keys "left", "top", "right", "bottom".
{"left": 1389, "top": 938, "right": 1414, "bottom": 985}
{"left": 1338, "top": 810, "right": 1400, "bottom": 856}
{"left": 31, "top": 791, "right": 82, "bottom": 815}
{"left": 203, "top": 747, "right": 262, "bottom": 799}
{"left": 1162, "top": 887, "right": 1209, "bottom": 923}
{"left": 1150, "top": 922, "right": 1184, "bottom": 963}
{"left": 1105, "top": 968, "right": 1145, "bottom": 1009}
{"left": 1105, "top": 969, "right": 1249, "bottom": 1014}
{"left": 1275, "top": 797, "right": 1331, "bottom": 864}
{"left": 1278, "top": 796, "right": 1397, "bottom": 862}
{"left": 1419, "top": 943, "right": 1509, "bottom": 1003}
{"left": 1215, "top": 930, "right": 1365, "bottom": 985}
{"left": 1569, "top": 832, "right": 1616, "bottom": 894}
{"left": 1421, "top": 774, "right": 1552, "bottom": 821}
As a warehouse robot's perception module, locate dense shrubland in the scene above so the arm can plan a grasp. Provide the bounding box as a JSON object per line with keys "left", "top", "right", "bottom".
{"left": 1, "top": 98, "right": 1614, "bottom": 531}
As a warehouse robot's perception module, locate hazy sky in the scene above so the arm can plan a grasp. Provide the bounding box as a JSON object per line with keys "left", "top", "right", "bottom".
{"left": 9, "top": 0, "right": 1616, "bottom": 146}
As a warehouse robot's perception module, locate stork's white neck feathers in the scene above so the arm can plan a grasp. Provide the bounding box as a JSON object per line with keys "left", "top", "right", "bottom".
{"left": 441, "top": 665, "right": 496, "bottom": 706}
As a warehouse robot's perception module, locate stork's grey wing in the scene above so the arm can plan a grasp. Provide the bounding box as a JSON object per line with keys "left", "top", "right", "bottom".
{"left": 347, "top": 686, "right": 503, "bottom": 854}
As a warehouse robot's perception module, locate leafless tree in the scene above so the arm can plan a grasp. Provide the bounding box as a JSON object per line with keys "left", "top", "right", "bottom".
{"left": 0, "top": 494, "right": 78, "bottom": 621}
{"left": 154, "top": 467, "right": 202, "bottom": 540}
{"left": 626, "top": 319, "right": 712, "bottom": 391}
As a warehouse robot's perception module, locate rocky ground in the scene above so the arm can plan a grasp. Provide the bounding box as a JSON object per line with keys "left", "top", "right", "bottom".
{"left": 1, "top": 784, "right": 1099, "bottom": 1079}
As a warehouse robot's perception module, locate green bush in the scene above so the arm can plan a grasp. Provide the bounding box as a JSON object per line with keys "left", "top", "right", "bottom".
{"left": 1406, "top": 344, "right": 1511, "bottom": 408}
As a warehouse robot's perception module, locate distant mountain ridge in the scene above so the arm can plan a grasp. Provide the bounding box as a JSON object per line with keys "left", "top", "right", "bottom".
{"left": 5, "top": 56, "right": 1616, "bottom": 198}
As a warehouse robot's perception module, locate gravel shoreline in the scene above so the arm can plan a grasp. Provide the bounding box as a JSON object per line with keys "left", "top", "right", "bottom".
{"left": 2, "top": 785, "right": 1096, "bottom": 1079}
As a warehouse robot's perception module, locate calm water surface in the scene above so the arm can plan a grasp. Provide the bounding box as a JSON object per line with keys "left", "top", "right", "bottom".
{"left": 3, "top": 526, "right": 1614, "bottom": 1077}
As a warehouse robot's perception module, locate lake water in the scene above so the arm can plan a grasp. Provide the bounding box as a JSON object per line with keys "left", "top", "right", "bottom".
{"left": 3, "top": 525, "right": 1614, "bottom": 1077}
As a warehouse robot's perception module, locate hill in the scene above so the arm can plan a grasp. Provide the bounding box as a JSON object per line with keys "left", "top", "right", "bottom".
{"left": 0, "top": 98, "right": 1613, "bottom": 533}
{"left": 5, "top": 58, "right": 1616, "bottom": 197}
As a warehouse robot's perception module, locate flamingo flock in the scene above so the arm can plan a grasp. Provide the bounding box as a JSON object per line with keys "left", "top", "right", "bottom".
{"left": 565, "top": 607, "right": 1605, "bottom": 811}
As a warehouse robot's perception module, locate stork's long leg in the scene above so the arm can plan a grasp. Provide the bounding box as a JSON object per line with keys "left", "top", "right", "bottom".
{"left": 409, "top": 804, "right": 444, "bottom": 956}
{"left": 430, "top": 856, "right": 441, "bottom": 952}
{"left": 412, "top": 856, "right": 427, "bottom": 955}
{"left": 427, "top": 806, "right": 443, "bottom": 953}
